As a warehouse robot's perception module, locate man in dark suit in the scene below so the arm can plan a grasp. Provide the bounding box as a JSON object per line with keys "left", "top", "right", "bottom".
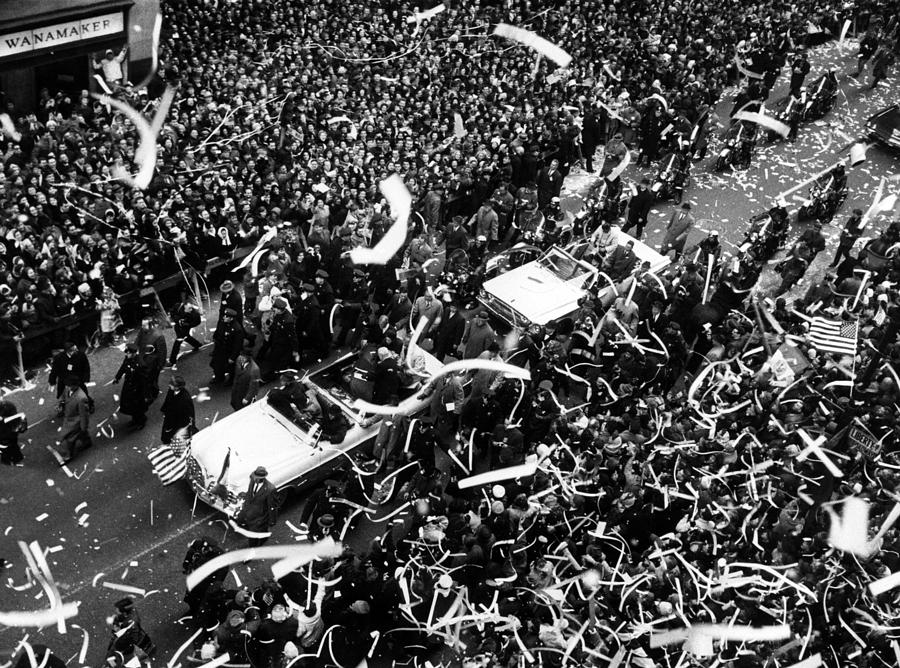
{"left": 263, "top": 297, "right": 298, "bottom": 380}
{"left": 372, "top": 347, "right": 401, "bottom": 405}
{"left": 581, "top": 109, "right": 603, "bottom": 173}
{"left": 49, "top": 341, "right": 91, "bottom": 414}
{"left": 235, "top": 467, "right": 279, "bottom": 547}
{"left": 537, "top": 158, "right": 563, "bottom": 210}
{"left": 623, "top": 178, "right": 655, "bottom": 240}
{"left": 432, "top": 297, "right": 466, "bottom": 361}
{"left": 58, "top": 376, "right": 91, "bottom": 464}
{"left": 219, "top": 280, "right": 243, "bottom": 322}
{"left": 230, "top": 344, "right": 260, "bottom": 411}
{"left": 160, "top": 375, "right": 194, "bottom": 444}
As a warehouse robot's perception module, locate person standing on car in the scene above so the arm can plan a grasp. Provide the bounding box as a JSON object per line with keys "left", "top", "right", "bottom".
{"left": 114, "top": 344, "right": 149, "bottom": 429}
{"left": 623, "top": 179, "right": 654, "bottom": 240}
{"left": 537, "top": 159, "right": 563, "bottom": 210}
{"left": 231, "top": 344, "right": 260, "bottom": 411}
{"left": 263, "top": 297, "right": 298, "bottom": 381}
{"left": 160, "top": 375, "right": 194, "bottom": 445}
{"left": 236, "top": 467, "right": 279, "bottom": 547}
{"left": 372, "top": 347, "right": 401, "bottom": 405}
{"left": 169, "top": 293, "right": 203, "bottom": 365}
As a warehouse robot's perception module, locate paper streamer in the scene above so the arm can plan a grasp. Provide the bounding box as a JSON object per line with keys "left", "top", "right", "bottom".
{"left": 453, "top": 113, "right": 466, "bottom": 139}
{"left": 186, "top": 540, "right": 342, "bottom": 591}
{"left": 102, "top": 583, "right": 147, "bottom": 596}
{"left": 134, "top": 12, "right": 163, "bottom": 90}
{"left": 606, "top": 147, "right": 632, "bottom": 183}
{"left": 167, "top": 628, "right": 202, "bottom": 668}
{"left": 353, "top": 359, "right": 530, "bottom": 416}
{"left": 195, "top": 653, "right": 231, "bottom": 668}
{"left": 228, "top": 519, "right": 272, "bottom": 540}
{"left": 93, "top": 87, "right": 175, "bottom": 189}
{"left": 869, "top": 570, "right": 900, "bottom": 596}
{"left": 0, "top": 603, "right": 79, "bottom": 628}
{"left": 405, "top": 3, "right": 446, "bottom": 24}
{"left": 0, "top": 113, "right": 21, "bottom": 142}
{"left": 839, "top": 20, "right": 852, "bottom": 47}
{"left": 493, "top": 24, "right": 572, "bottom": 68}
{"left": 651, "top": 623, "right": 791, "bottom": 650}
{"left": 457, "top": 461, "right": 538, "bottom": 489}
{"left": 649, "top": 93, "right": 669, "bottom": 112}
{"left": 20, "top": 541, "right": 66, "bottom": 633}
{"left": 732, "top": 111, "right": 790, "bottom": 138}
{"left": 349, "top": 175, "right": 411, "bottom": 265}
{"left": 786, "top": 655, "right": 823, "bottom": 668}
{"left": 71, "top": 624, "right": 90, "bottom": 665}
{"left": 826, "top": 497, "right": 872, "bottom": 556}
{"left": 734, "top": 55, "right": 764, "bottom": 79}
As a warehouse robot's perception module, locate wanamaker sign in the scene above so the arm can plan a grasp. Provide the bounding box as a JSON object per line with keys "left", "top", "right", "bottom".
{"left": 0, "top": 11, "right": 124, "bottom": 60}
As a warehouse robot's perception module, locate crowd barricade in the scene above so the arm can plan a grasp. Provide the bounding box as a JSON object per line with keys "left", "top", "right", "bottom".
{"left": 7, "top": 247, "right": 254, "bottom": 388}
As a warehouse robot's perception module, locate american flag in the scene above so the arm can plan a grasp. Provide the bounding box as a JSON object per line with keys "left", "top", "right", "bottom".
{"left": 808, "top": 316, "right": 858, "bottom": 356}
{"left": 147, "top": 445, "right": 189, "bottom": 485}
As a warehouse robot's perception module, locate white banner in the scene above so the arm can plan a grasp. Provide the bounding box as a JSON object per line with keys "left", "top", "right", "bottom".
{"left": 0, "top": 12, "right": 124, "bottom": 59}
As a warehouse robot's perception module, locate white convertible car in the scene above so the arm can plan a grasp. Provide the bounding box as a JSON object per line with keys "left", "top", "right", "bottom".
{"left": 186, "top": 350, "right": 436, "bottom": 516}
{"left": 478, "top": 229, "right": 670, "bottom": 328}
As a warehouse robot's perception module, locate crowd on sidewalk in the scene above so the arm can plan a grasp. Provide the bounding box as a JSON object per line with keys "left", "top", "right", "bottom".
{"left": 3, "top": 0, "right": 900, "bottom": 666}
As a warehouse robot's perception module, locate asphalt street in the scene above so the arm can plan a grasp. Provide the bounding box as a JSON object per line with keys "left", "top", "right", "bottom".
{"left": 1, "top": 36, "right": 898, "bottom": 668}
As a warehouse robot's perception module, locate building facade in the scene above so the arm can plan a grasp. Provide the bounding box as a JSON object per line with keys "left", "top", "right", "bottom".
{"left": 0, "top": 0, "right": 160, "bottom": 112}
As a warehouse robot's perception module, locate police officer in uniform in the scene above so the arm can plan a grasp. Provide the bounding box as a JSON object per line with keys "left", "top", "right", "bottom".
{"left": 210, "top": 308, "right": 244, "bottom": 385}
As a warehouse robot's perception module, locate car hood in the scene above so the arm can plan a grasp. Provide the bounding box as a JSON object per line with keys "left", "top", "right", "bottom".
{"left": 868, "top": 105, "right": 900, "bottom": 147}
{"left": 190, "top": 399, "right": 322, "bottom": 494}
{"left": 482, "top": 264, "right": 585, "bottom": 325}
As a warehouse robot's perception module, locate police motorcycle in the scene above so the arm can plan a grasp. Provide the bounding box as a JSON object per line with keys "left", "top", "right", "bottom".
{"left": 797, "top": 164, "right": 848, "bottom": 223}
{"left": 740, "top": 203, "right": 790, "bottom": 263}
{"left": 541, "top": 200, "right": 576, "bottom": 249}
{"left": 651, "top": 136, "right": 691, "bottom": 204}
{"left": 572, "top": 178, "right": 628, "bottom": 237}
{"left": 715, "top": 119, "right": 758, "bottom": 171}
{"left": 442, "top": 247, "right": 478, "bottom": 306}
{"left": 802, "top": 70, "right": 838, "bottom": 122}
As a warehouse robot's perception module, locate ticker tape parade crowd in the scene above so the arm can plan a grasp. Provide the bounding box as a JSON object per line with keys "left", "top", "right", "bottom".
{"left": 2, "top": 0, "right": 900, "bottom": 667}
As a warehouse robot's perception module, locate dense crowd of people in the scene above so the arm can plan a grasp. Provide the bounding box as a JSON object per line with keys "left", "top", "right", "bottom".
{"left": 3, "top": 0, "right": 900, "bottom": 666}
